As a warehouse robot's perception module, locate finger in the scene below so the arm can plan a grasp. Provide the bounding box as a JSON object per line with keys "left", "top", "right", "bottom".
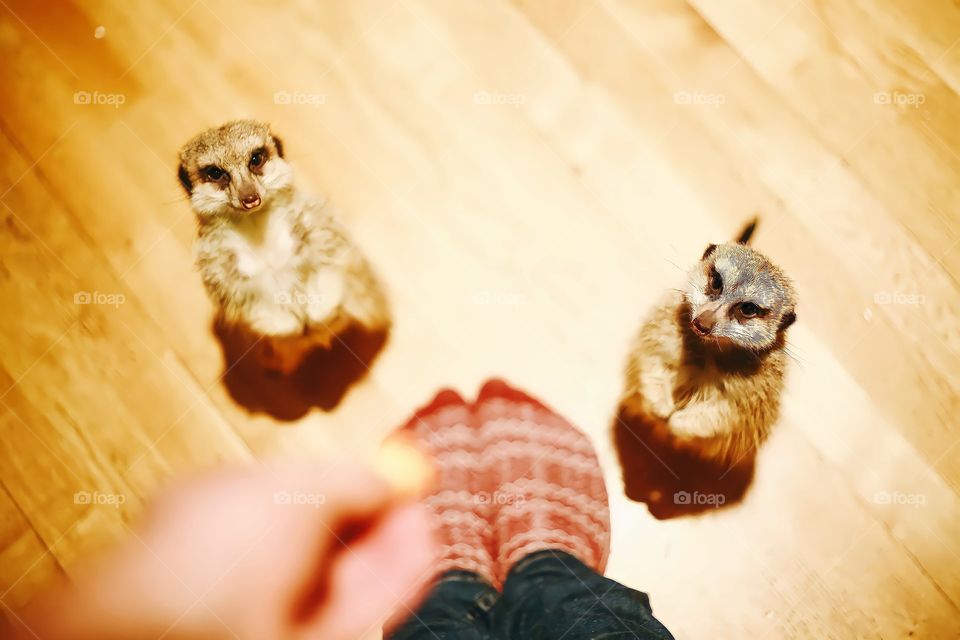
{"left": 268, "top": 444, "right": 432, "bottom": 523}
{"left": 298, "top": 503, "right": 436, "bottom": 640}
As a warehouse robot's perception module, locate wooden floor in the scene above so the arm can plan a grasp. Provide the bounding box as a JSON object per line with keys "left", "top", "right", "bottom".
{"left": 1, "top": 0, "right": 959, "bottom": 637}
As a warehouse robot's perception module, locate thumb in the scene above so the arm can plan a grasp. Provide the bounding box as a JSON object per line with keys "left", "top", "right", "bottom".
{"left": 298, "top": 502, "right": 435, "bottom": 639}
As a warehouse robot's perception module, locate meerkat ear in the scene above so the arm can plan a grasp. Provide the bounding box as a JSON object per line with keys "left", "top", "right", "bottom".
{"left": 177, "top": 164, "right": 192, "bottom": 195}
{"left": 702, "top": 244, "right": 717, "bottom": 259}
{"left": 779, "top": 311, "right": 797, "bottom": 331}
{"left": 272, "top": 136, "right": 284, "bottom": 158}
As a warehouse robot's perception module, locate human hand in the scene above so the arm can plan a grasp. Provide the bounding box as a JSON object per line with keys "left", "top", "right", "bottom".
{"left": 17, "top": 458, "right": 435, "bottom": 640}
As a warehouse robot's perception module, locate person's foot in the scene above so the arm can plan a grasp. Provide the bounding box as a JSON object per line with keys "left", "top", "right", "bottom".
{"left": 473, "top": 379, "right": 611, "bottom": 586}
{"left": 392, "top": 389, "right": 497, "bottom": 586}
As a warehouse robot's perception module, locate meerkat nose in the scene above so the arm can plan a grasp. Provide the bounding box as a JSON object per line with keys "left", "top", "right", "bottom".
{"left": 240, "top": 193, "right": 261, "bottom": 209}
{"left": 692, "top": 312, "right": 714, "bottom": 336}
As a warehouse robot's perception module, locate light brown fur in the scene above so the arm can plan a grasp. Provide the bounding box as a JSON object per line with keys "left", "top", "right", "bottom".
{"left": 178, "top": 120, "right": 389, "bottom": 374}
{"left": 620, "top": 224, "right": 796, "bottom": 462}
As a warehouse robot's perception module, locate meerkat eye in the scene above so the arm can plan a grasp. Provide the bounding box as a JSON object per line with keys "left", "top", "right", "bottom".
{"left": 739, "top": 302, "right": 762, "bottom": 318}
{"left": 249, "top": 148, "right": 266, "bottom": 168}
{"left": 708, "top": 267, "right": 723, "bottom": 294}
{"left": 203, "top": 166, "right": 226, "bottom": 181}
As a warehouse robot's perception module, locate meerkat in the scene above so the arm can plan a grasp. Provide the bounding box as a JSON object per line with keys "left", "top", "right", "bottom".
{"left": 177, "top": 120, "right": 389, "bottom": 374}
{"left": 619, "top": 220, "right": 796, "bottom": 462}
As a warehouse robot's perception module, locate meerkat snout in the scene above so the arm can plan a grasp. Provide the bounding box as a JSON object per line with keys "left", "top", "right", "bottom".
{"left": 239, "top": 189, "right": 261, "bottom": 210}
{"left": 690, "top": 307, "right": 716, "bottom": 336}
{"left": 178, "top": 119, "right": 390, "bottom": 376}
{"left": 177, "top": 120, "right": 292, "bottom": 218}
{"left": 683, "top": 242, "right": 796, "bottom": 351}
{"left": 620, "top": 218, "right": 797, "bottom": 462}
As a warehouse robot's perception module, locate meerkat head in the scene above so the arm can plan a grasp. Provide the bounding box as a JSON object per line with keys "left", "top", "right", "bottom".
{"left": 177, "top": 120, "right": 292, "bottom": 218}
{"left": 683, "top": 242, "right": 797, "bottom": 351}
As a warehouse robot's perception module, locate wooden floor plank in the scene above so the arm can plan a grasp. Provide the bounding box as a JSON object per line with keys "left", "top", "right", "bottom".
{"left": 0, "top": 1, "right": 957, "bottom": 637}
{"left": 506, "top": 0, "right": 960, "bottom": 492}
{"left": 687, "top": 0, "right": 960, "bottom": 279}
{"left": 0, "top": 483, "right": 62, "bottom": 613}
{"left": 0, "top": 125, "right": 251, "bottom": 590}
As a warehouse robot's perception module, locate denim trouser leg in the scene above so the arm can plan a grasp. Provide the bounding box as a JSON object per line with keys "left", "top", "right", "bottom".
{"left": 386, "top": 570, "right": 499, "bottom": 640}
{"left": 492, "top": 550, "right": 676, "bottom": 640}
{"left": 388, "top": 551, "right": 676, "bottom": 640}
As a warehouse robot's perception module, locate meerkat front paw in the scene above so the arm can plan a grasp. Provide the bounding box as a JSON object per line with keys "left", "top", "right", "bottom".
{"left": 630, "top": 358, "right": 677, "bottom": 417}
{"left": 619, "top": 387, "right": 675, "bottom": 426}
{"left": 637, "top": 377, "right": 675, "bottom": 418}
{"left": 668, "top": 405, "right": 726, "bottom": 440}
{"left": 248, "top": 304, "right": 302, "bottom": 337}
{"left": 649, "top": 391, "right": 676, "bottom": 419}
{"left": 303, "top": 269, "right": 345, "bottom": 325}
{"left": 620, "top": 376, "right": 674, "bottom": 421}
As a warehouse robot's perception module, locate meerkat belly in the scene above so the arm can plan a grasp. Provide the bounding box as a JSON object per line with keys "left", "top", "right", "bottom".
{"left": 228, "top": 215, "right": 301, "bottom": 293}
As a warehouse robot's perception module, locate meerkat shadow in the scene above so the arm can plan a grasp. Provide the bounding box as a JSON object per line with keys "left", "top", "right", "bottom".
{"left": 213, "top": 318, "right": 388, "bottom": 421}
{"left": 613, "top": 407, "right": 755, "bottom": 520}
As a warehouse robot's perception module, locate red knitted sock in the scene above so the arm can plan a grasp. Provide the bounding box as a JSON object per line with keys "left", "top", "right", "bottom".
{"left": 394, "top": 389, "right": 496, "bottom": 586}
{"left": 473, "top": 379, "right": 611, "bottom": 586}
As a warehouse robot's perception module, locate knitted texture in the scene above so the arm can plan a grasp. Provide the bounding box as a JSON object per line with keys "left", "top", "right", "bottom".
{"left": 396, "top": 389, "right": 497, "bottom": 586}
{"left": 474, "top": 379, "right": 611, "bottom": 586}
{"left": 395, "top": 381, "right": 611, "bottom": 590}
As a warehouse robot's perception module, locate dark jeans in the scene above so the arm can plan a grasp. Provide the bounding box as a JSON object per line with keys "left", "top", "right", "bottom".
{"left": 387, "top": 550, "right": 676, "bottom": 640}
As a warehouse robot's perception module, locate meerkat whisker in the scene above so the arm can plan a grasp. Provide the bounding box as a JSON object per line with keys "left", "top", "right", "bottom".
{"left": 178, "top": 120, "right": 390, "bottom": 376}
{"left": 618, "top": 218, "right": 797, "bottom": 465}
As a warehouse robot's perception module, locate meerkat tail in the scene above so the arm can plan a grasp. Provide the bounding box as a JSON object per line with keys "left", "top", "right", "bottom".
{"left": 736, "top": 217, "right": 759, "bottom": 245}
